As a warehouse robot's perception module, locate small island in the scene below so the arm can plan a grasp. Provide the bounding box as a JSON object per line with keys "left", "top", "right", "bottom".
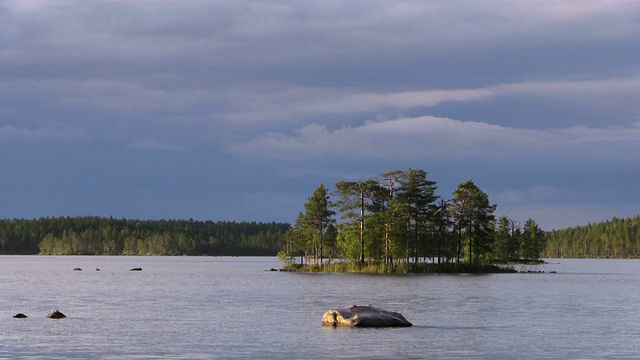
{"left": 278, "top": 168, "right": 546, "bottom": 274}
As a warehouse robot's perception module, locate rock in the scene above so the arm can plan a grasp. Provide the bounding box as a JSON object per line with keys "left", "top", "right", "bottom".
{"left": 321, "top": 304, "right": 412, "bottom": 328}
{"left": 130, "top": 267, "right": 142, "bottom": 271}
{"left": 13, "top": 313, "right": 27, "bottom": 318}
{"left": 47, "top": 309, "right": 66, "bottom": 319}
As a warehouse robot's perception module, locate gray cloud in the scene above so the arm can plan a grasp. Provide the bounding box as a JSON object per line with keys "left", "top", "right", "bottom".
{"left": 3, "top": 1, "right": 638, "bottom": 73}
{"left": 0, "top": 0, "right": 638, "bottom": 227}
{"left": 234, "top": 116, "right": 640, "bottom": 161}
{"left": 126, "top": 138, "right": 185, "bottom": 151}
{"left": 0, "top": 124, "right": 88, "bottom": 142}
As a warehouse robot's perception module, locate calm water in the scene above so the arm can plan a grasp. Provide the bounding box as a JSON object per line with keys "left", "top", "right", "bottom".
{"left": 2, "top": 257, "right": 640, "bottom": 359}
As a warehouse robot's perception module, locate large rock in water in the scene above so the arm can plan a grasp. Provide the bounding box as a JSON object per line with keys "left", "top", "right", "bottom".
{"left": 322, "top": 304, "right": 412, "bottom": 328}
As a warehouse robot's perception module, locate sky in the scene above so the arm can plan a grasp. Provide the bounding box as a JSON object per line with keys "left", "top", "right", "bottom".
{"left": 1, "top": 0, "right": 639, "bottom": 230}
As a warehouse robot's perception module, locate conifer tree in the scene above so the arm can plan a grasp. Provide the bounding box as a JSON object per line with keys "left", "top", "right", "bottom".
{"left": 303, "top": 184, "right": 335, "bottom": 266}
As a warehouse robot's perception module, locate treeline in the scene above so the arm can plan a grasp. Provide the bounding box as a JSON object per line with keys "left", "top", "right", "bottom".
{"left": 0, "top": 216, "right": 289, "bottom": 256}
{"left": 281, "top": 168, "right": 546, "bottom": 269}
{"left": 544, "top": 216, "right": 640, "bottom": 258}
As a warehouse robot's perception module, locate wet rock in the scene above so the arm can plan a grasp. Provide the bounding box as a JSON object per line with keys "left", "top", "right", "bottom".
{"left": 47, "top": 309, "right": 66, "bottom": 319}
{"left": 322, "top": 304, "right": 412, "bottom": 328}
{"left": 13, "top": 313, "right": 27, "bottom": 318}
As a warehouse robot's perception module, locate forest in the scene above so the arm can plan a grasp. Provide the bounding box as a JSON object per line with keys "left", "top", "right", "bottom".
{"left": 544, "top": 216, "right": 640, "bottom": 258}
{"left": 1, "top": 172, "right": 637, "bottom": 261}
{"left": 0, "top": 217, "right": 289, "bottom": 256}
{"left": 280, "top": 168, "right": 546, "bottom": 272}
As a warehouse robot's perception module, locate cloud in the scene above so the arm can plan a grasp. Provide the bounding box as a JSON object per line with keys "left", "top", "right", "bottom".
{"left": 3, "top": 75, "right": 638, "bottom": 131}
{"left": 1, "top": 0, "right": 638, "bottom": 229}
{"left": 234, "top": 115, "right": 640, "bottom": 160}
{"left": 2, "top": 0, "right": 637, "bottom": 68}
{"left": 126, "top": 138, "right": 185, "bottom": 151}
{"left": 2, "top": 0, "right": 637, "bottom": 134}
{"left": 0, "top": 125, "right": 88, "bottom": 142}
{"left": 204, "top": 77, "right": 640, "bottom": 126}
{"left": 496, "top": 78, "right": 640, "bottom": 100}
{"left": 0, "top": 78, "right": 222, "bottom": 114}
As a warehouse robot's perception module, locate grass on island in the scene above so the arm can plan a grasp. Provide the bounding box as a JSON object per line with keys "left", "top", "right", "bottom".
{"left": 281, "top": 261, "right": 516, "bottom": 274}
{"left": 495, "top": 258, "right": 546, "bottom": 265}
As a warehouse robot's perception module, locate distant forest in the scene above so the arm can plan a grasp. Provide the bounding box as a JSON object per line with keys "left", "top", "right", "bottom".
{"left": 0, "top": 217, "right": 289, "bottom": 256}
{"left": 544, "top": 216, "right": 640, "bottom": 258}
{"left": 1, "top": 212, "right": 638, "bottom": 259}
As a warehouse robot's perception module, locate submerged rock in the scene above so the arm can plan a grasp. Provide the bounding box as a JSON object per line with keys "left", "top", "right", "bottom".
{"left": 321, "top": 304, "right": 412, "bottom": 328}
{"left": 47, "top": 309, "right": 66, "bottom": 319}
{"left": 13, "top": 313, "right": 27, "bottom": 318}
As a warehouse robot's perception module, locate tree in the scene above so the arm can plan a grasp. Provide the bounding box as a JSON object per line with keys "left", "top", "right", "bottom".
{"left": 507, "top": 219, "right": 522, "bottom": 260}
{"left": 395, "top": 168, "right": 438, "bottom": 264}
{"left": 379, "top": 170, "right": 403, "bottom": 264}
{"left": 432, "top": 199, "right": 453, "bottom": 264}
{"left": 303, "top": 184, "right": 335, "bottom": 266}
{"left": 333, "top": 179, "right": 381, "bottom": 265}
{"left": 495, "top": 215, "right": 511, "bottom": 261}
{"left": 284, "top": 212, "right": 312, "bottom": 265}
{"left": 451, "top": 180, "right": 497, "bottom": 264}
{"left": 523, "top": 218, "right": 545, "bottom": 261}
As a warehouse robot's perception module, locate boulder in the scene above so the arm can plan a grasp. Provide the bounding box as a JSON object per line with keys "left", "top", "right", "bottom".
{"left": 321, "top": 304, "right": 412, "bottom": 328}
{"left": 13, "top": 313, "right": 27, "bottom": 318}
{"left": 47, "top": 309, "right": 66, "bottom": 319}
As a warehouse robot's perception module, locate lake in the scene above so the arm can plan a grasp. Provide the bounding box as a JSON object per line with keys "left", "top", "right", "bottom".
{"left": 2, "top": 256, "right": 640, "bottom": 359}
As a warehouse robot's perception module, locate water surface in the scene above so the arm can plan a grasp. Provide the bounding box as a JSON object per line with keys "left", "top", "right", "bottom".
{"left": 2, "top": 256, "right": 640, "bottom": 359}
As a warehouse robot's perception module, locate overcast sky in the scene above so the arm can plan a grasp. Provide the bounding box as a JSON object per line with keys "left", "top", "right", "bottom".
{"left": 1, "top": 0, "right": 639, "bottom": 230}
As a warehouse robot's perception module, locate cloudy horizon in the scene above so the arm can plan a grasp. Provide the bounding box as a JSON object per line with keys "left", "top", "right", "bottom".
{"left": 2, "top": 0, "right": 639, "bottom": 230}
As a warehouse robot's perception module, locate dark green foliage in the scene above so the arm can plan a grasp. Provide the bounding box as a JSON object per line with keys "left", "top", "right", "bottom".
{"left": 451, "top": 180, "right": 497, "bottom": 264}
{"left": 522, "top": 219, "right": 546, "bottom": 261}
{"left": 303, "top": 184, "right": 336, "bottom": 265}
{"left": 495, "top": 215, "right": 511, "bottom": 261}
{"left": 0, "top": 216, "right": 289, "bottom": 256}
{"left": 333, "top": 179, "right": 384, "bottom": 265}
{"left": 544, "top": 216, "right": 640, "bottom": 258}
{"left": 281, "top": 168, "right": 531, "bottom": 273}
{"left": 396, "top": 168, "right": 439, "bottom": 264}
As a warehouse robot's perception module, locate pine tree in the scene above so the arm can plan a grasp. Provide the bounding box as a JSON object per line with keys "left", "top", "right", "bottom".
{"left": 451, "top": 180, "right": 496, "bottom": 264}
{"left": 396, "top": 168, "right": 438, "bottom": 264}
{"left": 303, "top": 184, "right": 336, "bottom": 266}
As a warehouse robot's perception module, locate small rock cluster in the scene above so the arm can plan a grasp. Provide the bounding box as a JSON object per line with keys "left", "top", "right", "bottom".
{"left": 12, "top": 309, "right": 67, "bottom": 319}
